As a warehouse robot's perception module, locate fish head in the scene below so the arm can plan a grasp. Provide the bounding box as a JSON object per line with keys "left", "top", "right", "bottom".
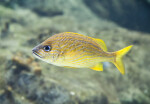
{"left": 32, "top": 42, "right": 55, "bottom": 63}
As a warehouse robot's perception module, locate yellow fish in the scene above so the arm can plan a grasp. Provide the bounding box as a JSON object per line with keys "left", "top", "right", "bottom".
{"left": 32, "top": 32, "right": 133, "bottom": 75}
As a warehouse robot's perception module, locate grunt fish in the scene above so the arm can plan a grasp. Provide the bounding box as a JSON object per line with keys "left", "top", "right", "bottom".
{"left": 32, "top": 32, "right": 133, "bottom": 75}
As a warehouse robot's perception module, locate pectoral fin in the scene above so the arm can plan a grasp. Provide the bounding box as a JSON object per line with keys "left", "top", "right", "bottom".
{"left": 90, "top": 63, "right": 103, "bottom": 71}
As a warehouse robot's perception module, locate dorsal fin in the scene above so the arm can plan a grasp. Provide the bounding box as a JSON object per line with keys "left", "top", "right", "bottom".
{"left": 65, "top": 32, "right": 107, "bottom": 51}
{"left": 93, "top": 38, "right": 107, "bottom": 51}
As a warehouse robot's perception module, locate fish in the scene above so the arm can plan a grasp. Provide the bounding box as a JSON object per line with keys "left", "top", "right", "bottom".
{"left": 32, "top": 32, "right": 133, "bottom": 75}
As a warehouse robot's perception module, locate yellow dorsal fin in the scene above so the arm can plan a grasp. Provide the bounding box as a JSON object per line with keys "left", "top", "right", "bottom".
{"left": 90, "top": 63, "right": 103, "bottom": 71}
{"left": 65, "top": 32, "right": 107, "bottom": 51}
{"left": 93, "top": 38, "right": 107, "bottom": 51}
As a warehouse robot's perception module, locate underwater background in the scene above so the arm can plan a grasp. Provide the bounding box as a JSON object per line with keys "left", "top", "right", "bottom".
{"left": 0, "top": 0, "right": 150, "bottom": 104}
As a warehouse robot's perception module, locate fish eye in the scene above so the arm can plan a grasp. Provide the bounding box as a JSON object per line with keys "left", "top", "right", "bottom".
{"left": 43, "top": 45, "right": 51, "bottom": 52}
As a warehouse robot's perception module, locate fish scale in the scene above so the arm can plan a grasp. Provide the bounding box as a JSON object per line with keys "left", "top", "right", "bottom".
{"left": 32, "top": 32, "right": 133, "bottom": 75}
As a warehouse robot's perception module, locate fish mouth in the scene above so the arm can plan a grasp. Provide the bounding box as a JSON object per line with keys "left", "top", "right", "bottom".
{"left": 32, "top": 51, "right": 43, "bottom": 58}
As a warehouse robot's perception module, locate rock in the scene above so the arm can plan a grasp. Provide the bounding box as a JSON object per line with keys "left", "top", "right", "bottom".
{"left": 0, "top": 90, "right": 18, "bottom": 104}
{"left": 119, "top": 88, "right": 150, "bottom": 104}
{"left": 0, "top": 0, "right": 63, "bottom": 17}
{"left": 84, "top": 0, "right": 150, "bottom": 33}
{"left": 0, "top": 1, "right": 150, "bottom": 104}
{"left": 4, "top": 54, "right": 71, "bottom": 104}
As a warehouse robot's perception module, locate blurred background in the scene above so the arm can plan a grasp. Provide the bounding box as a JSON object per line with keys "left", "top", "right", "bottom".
{"left": 0, "top": 0, "right": 150, "bottom": 104}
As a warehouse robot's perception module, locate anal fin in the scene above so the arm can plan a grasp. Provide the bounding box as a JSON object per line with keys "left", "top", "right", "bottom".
{"left": 90, "top": 63, "right": 103, "bottom": 71}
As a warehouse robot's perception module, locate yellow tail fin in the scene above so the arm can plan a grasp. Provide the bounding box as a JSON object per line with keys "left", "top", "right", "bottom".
{"left": 113, "top": 45, "right": 133, "bottom": 75}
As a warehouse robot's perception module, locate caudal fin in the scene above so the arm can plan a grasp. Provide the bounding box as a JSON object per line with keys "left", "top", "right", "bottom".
{"left": 112, "top": 45, "right": 133, "bottom": 75}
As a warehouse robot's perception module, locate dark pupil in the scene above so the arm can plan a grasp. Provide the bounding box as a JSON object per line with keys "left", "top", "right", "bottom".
{"left": 44, "top": 46, "right": 50, "bottom": 51}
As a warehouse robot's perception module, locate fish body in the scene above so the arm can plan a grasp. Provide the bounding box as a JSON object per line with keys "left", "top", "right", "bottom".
{"left": 32, "top": 32, "right": 133, "bottom": 75}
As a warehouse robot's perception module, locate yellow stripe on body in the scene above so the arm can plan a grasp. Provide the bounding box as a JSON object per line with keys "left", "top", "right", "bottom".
{"left": 42, "top": 32, "right": 114, "bottom": 68}
{"left": 48, "top": 33, "right": 104, "bottom": 51}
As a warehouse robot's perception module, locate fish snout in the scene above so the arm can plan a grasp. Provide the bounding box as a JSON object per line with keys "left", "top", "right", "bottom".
{"left": 32, "top": 47, "right": 43, "bottom": 58}
{"left": 32, "top": 44, "right": 42, "bottom": 53}
{"left": 32, "top": 47, "right": 39, "bottom": 56}
{"left": 32, "top": 44, "right": 44, "bottom": 58}
{"left": 32, "top": 47, "right": 38, "bottom": 53}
